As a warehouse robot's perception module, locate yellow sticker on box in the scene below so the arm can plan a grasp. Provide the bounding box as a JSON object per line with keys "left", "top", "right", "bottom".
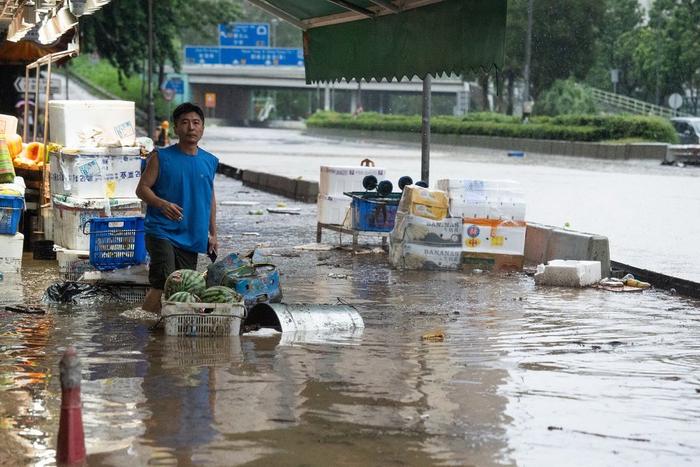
{"left": 490, "top": 236, "right": 504, "bottom": 247}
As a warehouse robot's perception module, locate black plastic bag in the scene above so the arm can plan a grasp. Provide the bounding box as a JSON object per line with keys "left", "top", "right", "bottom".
{"left": 43, "top": 282, "right": 114, "bottom": 304}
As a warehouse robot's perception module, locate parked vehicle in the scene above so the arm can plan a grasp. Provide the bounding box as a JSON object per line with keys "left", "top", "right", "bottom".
{"left": 670, "top": 117, "right": 700, "bottom": 144}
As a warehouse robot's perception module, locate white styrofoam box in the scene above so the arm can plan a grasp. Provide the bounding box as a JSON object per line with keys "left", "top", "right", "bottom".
{"left": 50, "top": 147, "right": 142, "bottom": 199}
{"left": 56, "top": 248, "right": 94, "bottom": 280}
{"left": 42, "top": 207, "right": 53, "bottom": 241}
{"left": 450, "top": 200, "right": 527, "bottom": 221}
{"left": 0, "top": 233, "right": 23, "bottom": 273}
{"left": 391, "top": 212, "right": 462, "bottom": 246}
{"left": 534, "top": 260, "right": 602, "bottom": 287}
{"left": 390, "top": 242, "right": 462, "bottom": 270}
{"left": 0, "top": 176, "right": 26, "bottom": 197}
{"left": 317, "top": 193, "right": 352, "bottom": 226}
{"left": 462, "top": 219, "right": 527, "bottom": 256}
{"left": 0, "top": 114, "right": 18, "bottom": 136}
{"left": 52, "top": 196, "right": 142, "bottom": 251}
{"left": 48, "top": 100, "right": 136, "bottom": 147}
{"left": 319, "top": 165, "right": 387, "bottom": 195}
{"left": 437, "top": 179, "right": 522, "bottom": 194}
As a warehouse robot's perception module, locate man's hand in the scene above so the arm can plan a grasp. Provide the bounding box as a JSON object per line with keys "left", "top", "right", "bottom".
{"left": 160, "top": 201, "right": 184, "bottom": 221}
{"left": 208, "top": 233, "right": 218, "bottom": 255}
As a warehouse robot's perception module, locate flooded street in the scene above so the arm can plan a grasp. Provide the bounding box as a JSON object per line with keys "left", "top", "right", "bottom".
{"left": 1, "top": 176, "right": 699, "bottom": 466}
{"left": 203, "top": 127, "right": 700, "bottom": 282}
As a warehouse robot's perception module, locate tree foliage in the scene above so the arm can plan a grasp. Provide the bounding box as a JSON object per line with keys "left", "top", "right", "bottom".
{"left": 80, "top": 0, "right": 241, "bottom": 84}
{"left": 534, "top": 78, "right": 598, "bottom": 116}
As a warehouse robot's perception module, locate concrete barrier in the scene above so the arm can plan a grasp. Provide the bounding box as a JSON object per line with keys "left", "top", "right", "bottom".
{"left": 525, "top": 222, "right": 611, "bottom": 277}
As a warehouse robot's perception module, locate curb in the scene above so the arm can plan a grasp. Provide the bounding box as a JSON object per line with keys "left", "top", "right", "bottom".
{"left": 216, "top": 163, "right": 319, "bottom": 203}
{"left": 306, "top": 127, "right": 668, "bottom": 161}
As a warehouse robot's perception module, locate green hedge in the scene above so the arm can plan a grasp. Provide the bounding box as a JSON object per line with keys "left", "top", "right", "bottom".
{"left": 306, "top": 111, "right": 678, "bottom": 143}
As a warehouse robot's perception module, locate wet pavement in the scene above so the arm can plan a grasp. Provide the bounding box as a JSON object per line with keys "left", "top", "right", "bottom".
{"left": 1, "top": 176, "right": 699, "bottom": 466}
{"left": 203, "top": 126, "right": 700, "bottom": 282}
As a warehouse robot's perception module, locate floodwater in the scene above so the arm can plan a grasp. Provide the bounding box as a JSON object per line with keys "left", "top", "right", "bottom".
{"left": 203, "top": 126, "right": 700, "bottom": 282}
{"left": 1, "top": 177, "right": 699, "bottom": 466}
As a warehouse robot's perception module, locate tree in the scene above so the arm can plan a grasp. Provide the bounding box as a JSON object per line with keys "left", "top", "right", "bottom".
{"left": 528, "top": 0, "right": 605, "bottom": 98}
{"left": 586, "top": 0, "right": 644, "bottom": 94}
{"left": 649, "top": 0, "right": 700, "bottom": 113}
{"left": 534, "top": 78, "right": 598, "bottom": 116}
{"left": 80, "top": 0, "right": 241, "bottom": 86}
{"left": 502, "top": 0, "right": 605, "bottom": 107}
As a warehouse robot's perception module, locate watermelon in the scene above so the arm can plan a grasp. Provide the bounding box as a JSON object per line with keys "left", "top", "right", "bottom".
{"left": 199, "top": 286, "right": 243, "bottom": 304}
{"left": 167, "top": 291, "right": 199, "bottom": 303}
{"left": 164, "top": 269, "right": 206, "bottom": 299}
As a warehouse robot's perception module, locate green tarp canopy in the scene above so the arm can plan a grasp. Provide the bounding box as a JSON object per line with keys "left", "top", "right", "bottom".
{"left": 248, "top": 0, "right": 507, "bottom": 84}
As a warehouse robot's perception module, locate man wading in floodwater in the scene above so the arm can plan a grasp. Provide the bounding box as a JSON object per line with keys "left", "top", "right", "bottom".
{"left": 136, "top": 102, "right": 218, "bottom": 313}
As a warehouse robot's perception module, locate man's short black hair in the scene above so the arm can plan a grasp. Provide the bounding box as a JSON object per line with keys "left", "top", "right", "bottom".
{"left": 172, "top": 102, "right": 205, "bottom": 124}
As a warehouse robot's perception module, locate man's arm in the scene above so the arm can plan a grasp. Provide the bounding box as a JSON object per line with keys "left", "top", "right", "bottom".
{"left": 136, "top": 152, "right": 183, "bottom": 221}
{"left": 208, "top": 190, "right": 218, "bottom": 255}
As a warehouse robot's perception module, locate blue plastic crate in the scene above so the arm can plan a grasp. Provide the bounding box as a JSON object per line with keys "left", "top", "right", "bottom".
{"left": 0, "top": 194, "right": 23, "bottom": 235}
{"left": 345, "top": 192, "right": 401, "bottom": 232}
{"left": 87, "top": 216, "right": 146, "bottom": 271}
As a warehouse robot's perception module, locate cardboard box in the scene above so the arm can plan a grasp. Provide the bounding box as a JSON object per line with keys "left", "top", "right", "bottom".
{"left": 399, "top": 185, "right": 449, "bottom": 210}
{"left": 462, "top": 218, "right": 527, "bottom": 256}
{"left": 461, "top": 252, "right": 524, "bottom": 272}
{"left": 0, "top": 233, "right": 24, "bottom": 273}
{"left": 390, "top": 242, "right": 462, "bottom": 270}
{"left": 50, "top": 147, "right": 142, "bottom": 199}
{"left": 52, "top": 195, "right": 143, "bottom": 251}
{"left": 392, "top": 213, "right": 462, "bottom": 246}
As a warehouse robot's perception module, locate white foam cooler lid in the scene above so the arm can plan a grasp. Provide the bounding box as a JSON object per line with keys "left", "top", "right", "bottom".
{"left": 56, "top": 146, "right": 141, "bottom": 156}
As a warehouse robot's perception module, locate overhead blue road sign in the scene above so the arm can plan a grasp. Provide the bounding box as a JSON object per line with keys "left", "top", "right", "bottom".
{"left": 219, "top": 23, "right": 269, "bottom": 47}
{"left": 220, "top": 47, "right": 304, "bottom": 67}
{"left": 184, "top": 46, "right": 221, "bottom": 65}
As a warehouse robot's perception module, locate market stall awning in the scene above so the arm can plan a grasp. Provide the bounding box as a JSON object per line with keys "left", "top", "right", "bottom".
{"left": 248, "top": 0, "right": 507, "bottom": 84}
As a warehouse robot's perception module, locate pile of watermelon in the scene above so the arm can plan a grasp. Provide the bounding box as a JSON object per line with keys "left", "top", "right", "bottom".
{"left": 163, "top": 269, "right": 243, "bottom": 304}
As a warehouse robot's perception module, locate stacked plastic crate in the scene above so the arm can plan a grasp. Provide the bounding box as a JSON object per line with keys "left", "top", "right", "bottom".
{"left": 0, "top": 175, "right": 26, "bottom": 274}
{"left": 438, "top": 179, "right": 527, "bottom": 271}
{"left": 47, "top": 100, "right": 145, "bottom": 279}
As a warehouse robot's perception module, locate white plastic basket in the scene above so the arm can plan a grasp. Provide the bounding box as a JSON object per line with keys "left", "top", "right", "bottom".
{"left": 161, "top": 302, "right": 245, "bottom": 337}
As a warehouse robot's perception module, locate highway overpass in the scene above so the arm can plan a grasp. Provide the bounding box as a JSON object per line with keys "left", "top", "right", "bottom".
{"left": 179, "top": 64, "right": 472, "bottom": 123}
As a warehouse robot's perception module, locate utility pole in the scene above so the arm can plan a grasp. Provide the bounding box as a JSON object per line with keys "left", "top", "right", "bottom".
{"left": 147, "top": 0, "right": 155, "bottom": 138}
{"left": 421, "top": 74, "right": 432, "bottom": 184}
{"left": 523, "top": 0, "right": 534, "bottom": 103}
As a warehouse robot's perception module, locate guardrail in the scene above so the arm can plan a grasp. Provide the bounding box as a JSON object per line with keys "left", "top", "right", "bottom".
{"left": 588, "top": 87, "right": 690, "bottom": 118}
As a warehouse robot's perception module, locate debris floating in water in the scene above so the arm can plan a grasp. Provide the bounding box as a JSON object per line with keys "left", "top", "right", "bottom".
{"left": 422, "top": 329, "right": 445, "bottom": 342}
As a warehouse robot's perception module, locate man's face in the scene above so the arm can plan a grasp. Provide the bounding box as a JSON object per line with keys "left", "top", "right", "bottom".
{"left": 174, "top": 111, "right": 204, "bottom": 145}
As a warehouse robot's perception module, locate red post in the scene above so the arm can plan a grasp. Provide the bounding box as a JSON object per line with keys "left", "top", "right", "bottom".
{"left": 56, "top": 346, "right": 86, "bottom": 466}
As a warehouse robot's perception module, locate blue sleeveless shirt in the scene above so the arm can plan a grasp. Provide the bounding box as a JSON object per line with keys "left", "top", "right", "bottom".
{"left": 144, "top": 144, "right": 218, "bottom": 253}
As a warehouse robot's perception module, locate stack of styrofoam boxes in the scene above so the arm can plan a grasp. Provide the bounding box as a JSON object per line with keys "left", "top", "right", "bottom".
{"left": 389, "top": 185, "right": 463, "bottom": 270}
{"left": 0, "top": 176, "right": 26, "bottom": 274}
{"left": 48, "top": 100, "right": 142, "bottom": 279}
{"left": 437, "top": 179, "right": 527, "bottom": 272}
{"left": 317, "top": 164, "right": 387, "bottom": 227}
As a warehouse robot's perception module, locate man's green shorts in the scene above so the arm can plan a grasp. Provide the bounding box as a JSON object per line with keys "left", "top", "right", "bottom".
{"left": 145, "top": 234, "right": 198, "bottom": 290}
